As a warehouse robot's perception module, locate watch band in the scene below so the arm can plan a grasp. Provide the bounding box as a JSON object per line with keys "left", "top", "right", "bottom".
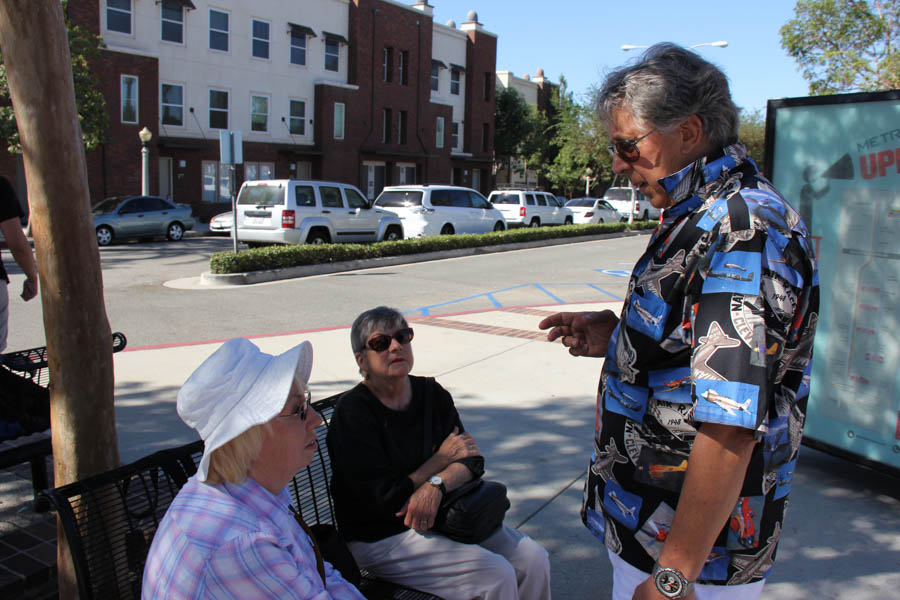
{"left": 652, "top": 561, "right": 695, "bottom": 599}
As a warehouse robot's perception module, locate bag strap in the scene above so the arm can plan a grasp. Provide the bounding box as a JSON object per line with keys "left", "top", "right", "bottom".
{"left": 289, "top": 505, "right": 326, "bottom": 588}
{"left": 423, "top": 377, "right": 435, "bottom": 457}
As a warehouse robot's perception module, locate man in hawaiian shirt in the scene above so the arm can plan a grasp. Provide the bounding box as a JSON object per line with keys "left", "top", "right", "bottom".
{"left": 540, "top": 43, "right": 818, "bottom": 600}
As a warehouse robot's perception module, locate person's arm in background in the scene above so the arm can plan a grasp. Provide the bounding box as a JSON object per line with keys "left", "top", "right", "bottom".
{"left": 0, "top": 217, "right": 37, "bottom": 301}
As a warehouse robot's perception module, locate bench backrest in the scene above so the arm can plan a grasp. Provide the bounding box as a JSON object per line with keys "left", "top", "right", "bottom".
{"left": 41, "top": 440, "right": 203, "bottom": 600}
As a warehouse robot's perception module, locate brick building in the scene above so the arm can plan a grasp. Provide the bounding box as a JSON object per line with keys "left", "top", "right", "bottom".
{"left": 0, "top": 0, "right": 497, "bottom": 221}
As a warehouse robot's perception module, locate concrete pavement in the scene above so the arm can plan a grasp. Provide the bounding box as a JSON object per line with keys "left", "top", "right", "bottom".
{"left": 3, "top": 299, "right": 899, "bottom": 597}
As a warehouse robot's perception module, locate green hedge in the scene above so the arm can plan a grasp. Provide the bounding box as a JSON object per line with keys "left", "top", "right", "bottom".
{"left": 209, "top": 221, "right": 658, "bottom": 274}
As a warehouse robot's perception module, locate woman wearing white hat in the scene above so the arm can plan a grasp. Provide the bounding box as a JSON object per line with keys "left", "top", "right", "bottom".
{"left": 142, "top": 338, "right": 365, "bottom": 599}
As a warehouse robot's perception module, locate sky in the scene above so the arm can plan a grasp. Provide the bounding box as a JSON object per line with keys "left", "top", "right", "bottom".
{"left": 429, "top": 0, "right": 811, "bottom": 116}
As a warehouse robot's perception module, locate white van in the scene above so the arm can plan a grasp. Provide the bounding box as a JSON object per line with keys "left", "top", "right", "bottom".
{"left": 487, "top": 189, "right": 573, "bottom": 227}
{"left": 603, "top": 186, "right": 661, "bottom": 221}
{"left": 374, "top": 185, "right": 507, "bottom": 238}
{"left": 236, "top": 180, "right": 403, "bottom": 246}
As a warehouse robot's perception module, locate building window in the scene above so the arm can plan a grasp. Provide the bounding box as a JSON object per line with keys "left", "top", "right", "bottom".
{"left": 202, "top": 161, "right": 234, "bottom": 203}
{"left": 382, "top": 109, "right": 392, "bottom": 143}
{"left": 289, "top": 100, "right": 306, "bottom": 135}
{"left": 333, "top": 102, "right": 345, "bottom": 140}
{"left": 482, "top": 122, "right": 490, "bottom": 152}
{"left": 160, "top": 1, "right": 183, "bottom": 43}
{"left": 399, "top": 51, "right": 409, "bottom": 85}
{"left": 209, "top": 9, "right": 229, "bottom": 52}
{"left": 398, "top": 111, "right": 408, "bottom": 144}
{"left": 483, "top": 72, "right": 491, "bottom": 101}
{"left": 244, "top": 162, "right": 275, "bottom": 181}
{"left": 161, "top": 83, "right": 183, "bottom": 126}
{"left": 121, "top": 75, "right": 138, "bottom": 123}
{"left": 430, "top": 64, "right": 439, "bottom": 91}
{"left": 252, "top": 19, "right": 269, "bottom": 59}
{"left": 290, "top": 30, "right": 306, "bottom": 65}
{"left": 436, "top": 117, "right": 444, "bottom": 148}
{"left": 325, "top": 37, "right": 340, "bottom": 72}
{"left": 382, "top": 48, "right": 393, "bottom": 82}
{"left": 452, "top": 121, "right": 460, "bottom": 149}
{"left": 107, "top": 0, "right": 131, "bottom": 34}
{"left": 250, "top": 94, "right": 268, "bottom": 132}
{"left": 451, "top": 70, "right": 460, "bottom": 95}
{"left": 209, "top": 89, "right": 229, "bottom": 129}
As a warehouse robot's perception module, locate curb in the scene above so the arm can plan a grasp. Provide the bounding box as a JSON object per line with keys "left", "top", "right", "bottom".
{"left": 200, "top": 229, "right": 652, "bottom": 287}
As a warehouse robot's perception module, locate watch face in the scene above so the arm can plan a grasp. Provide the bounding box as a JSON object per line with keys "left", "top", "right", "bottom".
{"left": 655, "top": 571, "right": 683, "bottom": 597}
{"left": 429, "top": 475, "right": 442, "bottom": 485}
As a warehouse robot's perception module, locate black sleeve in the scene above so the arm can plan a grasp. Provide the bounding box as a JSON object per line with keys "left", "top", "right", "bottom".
{"left": 327, "top": 389, "right": 415, "bottom": 520}
{"left": 431, "top": 379, "right": 485, "bottom": 478}
{"left": 0, "top": 176, "right": 23, "bottom": 223}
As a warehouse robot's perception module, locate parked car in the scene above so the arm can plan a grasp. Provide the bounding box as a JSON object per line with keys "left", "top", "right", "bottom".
{"left": 603, "top": 186, "right": 661, "bottom": 221}
{"left": 92, "top": 195, "right": 194, "bottom": 246}
{"left": 235, "top": 180, "right": 403, "bottom": 246}
{"left": 486, "top": 189, "right": 573, "bottom": 227}
{"left": 209, "top": 211, "right": 233, "bottom": 235}
{"left": 565, "top": 197, "right": 620, "bottom": 224}
{"left": 373, "top": 185, "right": 506, "bottom": 238}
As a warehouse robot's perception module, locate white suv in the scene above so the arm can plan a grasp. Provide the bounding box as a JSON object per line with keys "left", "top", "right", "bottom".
{"left": 373, "top": 185, "right": 507, "bottom": 238}
{"left": 603, "top": 186, "right": 661, "bottom": 221}
{"left": 236, "top": 180, "right": 403, "bottom": 246}
{"left": 487, "top": 189, "right": 573, "bottom": 227}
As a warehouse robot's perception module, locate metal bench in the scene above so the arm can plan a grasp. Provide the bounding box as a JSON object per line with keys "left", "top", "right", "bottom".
{"left": 0, "top": 332, "right": 127, "bottom": 508}
{"left": 40, "top": 395, "right": 441, "bottom": 600}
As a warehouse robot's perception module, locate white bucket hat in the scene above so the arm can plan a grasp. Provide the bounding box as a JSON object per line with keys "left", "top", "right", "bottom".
{"left": 176, "top": 338, "right": 313, "bottom": 482}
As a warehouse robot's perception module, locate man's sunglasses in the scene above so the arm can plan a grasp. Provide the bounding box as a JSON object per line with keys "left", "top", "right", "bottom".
{"left": 278, "top": 388, "right": 313, "bottom": 421}
{"left": 365, "top": 327, "right": 415, "bottom": 352}
{"left": 607, "top": 128, "right": 657, "bottom": 163}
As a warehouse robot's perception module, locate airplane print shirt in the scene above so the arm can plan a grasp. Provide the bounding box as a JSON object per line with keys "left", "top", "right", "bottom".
{"left": 582, "top": 142, "right": 819, "bottom": 585}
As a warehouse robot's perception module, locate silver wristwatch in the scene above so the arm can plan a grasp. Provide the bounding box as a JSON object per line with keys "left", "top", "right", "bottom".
{"left": 652, "top": 562, "right": 694, "bottom": 599}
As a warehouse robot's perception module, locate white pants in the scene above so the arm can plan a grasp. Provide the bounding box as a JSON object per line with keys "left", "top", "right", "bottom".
{"left": 608, "top": 550, "right": 765, "bottom": 600}
{"left": 349, "top": 525, "right": 551, "bottom": 600}
{"left": 0, "top": 281, "right": 8, "bottom": 353}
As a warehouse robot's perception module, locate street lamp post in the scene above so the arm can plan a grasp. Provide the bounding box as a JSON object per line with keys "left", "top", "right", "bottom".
{"left": 621, "top": 41, "right": 728, "bottom": 51}
{"left": 583, "top": 167, "right": 593, "bottom": 196}
{"left": 138, "top": 127, "right": 152, "bottom": 195}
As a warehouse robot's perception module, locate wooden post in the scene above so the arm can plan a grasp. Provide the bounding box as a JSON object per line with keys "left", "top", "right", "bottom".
{"left": 0, "top": 2, "right": 119, "bottom": 598}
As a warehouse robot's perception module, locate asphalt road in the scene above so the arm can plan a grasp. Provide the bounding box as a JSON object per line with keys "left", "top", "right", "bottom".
{"left": 4, "top": 232, "right": 649, "bottom": 350}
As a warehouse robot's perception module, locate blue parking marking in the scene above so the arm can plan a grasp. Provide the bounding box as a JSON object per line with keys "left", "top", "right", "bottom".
{"left": 404, "top": 282, "right": 624, "bottom": 316}
{"left": 596, "top": 269, "right": 632, "bottom": 278}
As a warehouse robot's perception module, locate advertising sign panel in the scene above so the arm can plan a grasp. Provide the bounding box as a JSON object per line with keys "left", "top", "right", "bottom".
{"left": 766, "top": 90, "right": 900, "bottom": 473}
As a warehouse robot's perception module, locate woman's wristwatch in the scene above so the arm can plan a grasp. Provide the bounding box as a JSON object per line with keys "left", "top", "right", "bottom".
{"left": 652, "top": 562, "right": 694, "bottom": 599}
{"left": 428, "top": 475, "right": 446, "bottom": 495}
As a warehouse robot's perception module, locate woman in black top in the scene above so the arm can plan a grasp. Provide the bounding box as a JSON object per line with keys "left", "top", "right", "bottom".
{"left": 327, "top": 306, "right": 550, "bottom": 600}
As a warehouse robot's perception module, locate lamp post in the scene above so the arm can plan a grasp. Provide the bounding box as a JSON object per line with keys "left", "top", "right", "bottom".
{"left": 138, "top": 127, "right": 152, "bottom": 195}
{"left": 621, "top": 41, "right": 728, "bottom": 51}
{"left": 583, "top": 167, "right": 593, "bottom": 196}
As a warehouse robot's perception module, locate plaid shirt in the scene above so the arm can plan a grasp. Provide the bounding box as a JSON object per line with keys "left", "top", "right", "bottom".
{"left": 582, "top": 143, "right": 819, "bottom": 585}
{"left": 142, "top": 475, "right": 364, "bottom": 599}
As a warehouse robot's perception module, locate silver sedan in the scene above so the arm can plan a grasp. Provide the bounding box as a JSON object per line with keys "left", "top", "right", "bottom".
{"left": 92, "top": 196, "right": 195, "bottom": 246}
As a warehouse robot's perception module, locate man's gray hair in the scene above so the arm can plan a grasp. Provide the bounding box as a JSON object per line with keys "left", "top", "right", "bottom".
{"left": 596, "top": 42, "right": 739, "bottom": 149}
{"left": 350, "top": 306, "right": 408, "bottom": 354}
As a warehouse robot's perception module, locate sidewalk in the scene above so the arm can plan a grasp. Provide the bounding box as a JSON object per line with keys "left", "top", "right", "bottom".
{"left": 2, "top": 301, "right": 899, "bottom": 598}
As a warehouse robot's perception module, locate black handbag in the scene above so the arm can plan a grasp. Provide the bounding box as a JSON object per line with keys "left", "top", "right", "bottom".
{"left": 423, "top": 378, "right": 510, "bottom": 544}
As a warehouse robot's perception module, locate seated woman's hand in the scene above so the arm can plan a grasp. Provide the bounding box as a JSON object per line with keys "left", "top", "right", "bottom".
{"left": 395, "top": 483, "right": 442, "bottom": 531}
{"left": 437, "top": 427, "right": 481, "bottom": 465}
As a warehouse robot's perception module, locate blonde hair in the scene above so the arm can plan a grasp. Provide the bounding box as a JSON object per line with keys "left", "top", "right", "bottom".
{"left": 206, "top": 422, "right": 273, "bottom": 485}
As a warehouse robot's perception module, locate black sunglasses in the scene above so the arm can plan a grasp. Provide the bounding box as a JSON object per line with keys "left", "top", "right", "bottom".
{"left": 607, "top": 128, "right": 657, "bottom": 163}
{"left": 365, "top": 327, "right": 415, "bottom": 352}
{"left": 277, "top": 388, "right": 312, "bottom": 421}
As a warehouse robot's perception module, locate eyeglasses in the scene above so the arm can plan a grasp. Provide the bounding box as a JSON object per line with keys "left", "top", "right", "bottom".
{"left": 365, "top": 327, "right": 415, "bottom": 352}
{"left": 277, "top": 388, "right": 312, "bottom": 421}
{"left": 607, "top": 128, "right": 657, "bottom": 163}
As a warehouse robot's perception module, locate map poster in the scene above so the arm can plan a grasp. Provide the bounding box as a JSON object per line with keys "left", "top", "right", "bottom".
{"left": 766, "top": 90, "right": 900, "bottom": 473}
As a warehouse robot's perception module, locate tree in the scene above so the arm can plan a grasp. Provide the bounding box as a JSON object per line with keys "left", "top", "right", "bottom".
{"left": 738, "top": 109, "right": 767, "bottom": 170}
{"left": 0, "top": 1, "right": 107, "bottom": 153}
{"left": 781, "top": 0, "right": 900, "bottom": 94}
{"left": 493, "top": 87, "right": 534, "bottom": 183}
{"left": 544, "top": 77, "right": 612, "bottom": 198}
